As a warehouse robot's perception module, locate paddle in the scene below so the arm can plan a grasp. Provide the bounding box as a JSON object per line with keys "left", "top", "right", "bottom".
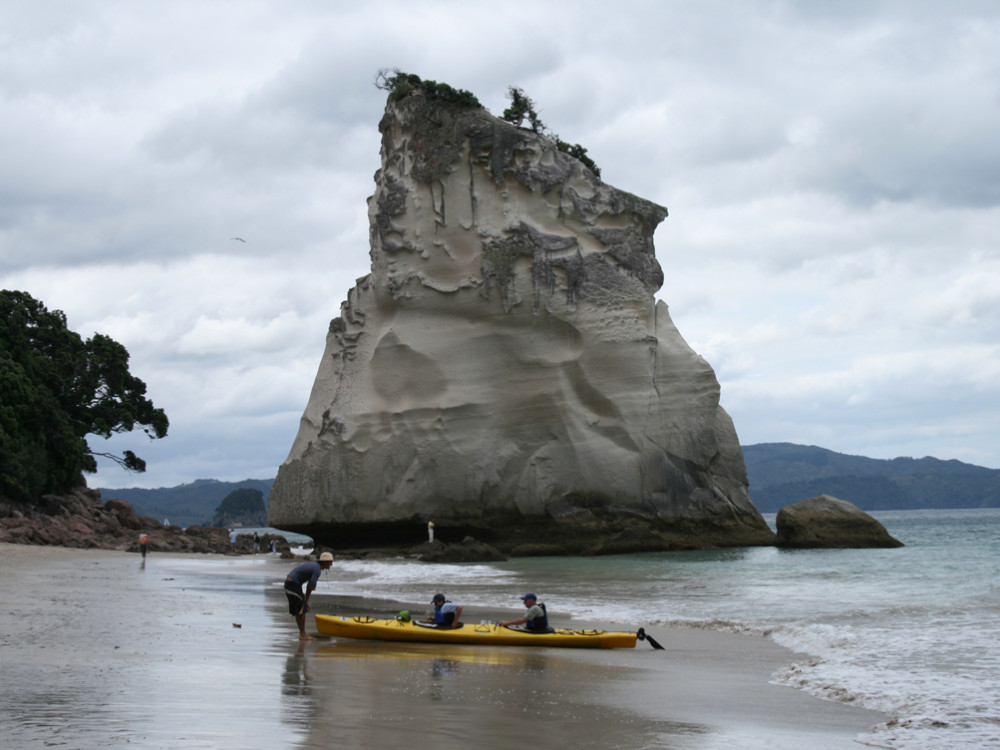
{"left": 636, "top": 627, "right": 665, "bottom": 650}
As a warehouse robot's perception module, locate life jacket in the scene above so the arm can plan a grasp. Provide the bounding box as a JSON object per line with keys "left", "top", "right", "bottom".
{"left": 434, "top": 601, "right": 458, "bottom": 627}
{"left": 138, "top": 533, "right": 148, "bottom": 545}
{"left": 525, "top": 602, "right": 549, "bottom": 631}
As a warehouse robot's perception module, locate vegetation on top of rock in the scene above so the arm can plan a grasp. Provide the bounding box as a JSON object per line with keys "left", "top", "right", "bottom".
{"left": 99, "top": 478, "right": 274, "bottom": 529}
{"left": 502, "top": 86, "right": 546, "bottom": 133}
{"left": 373, "top": 72, "right": 602, "bottom": 178}
{"left": 553, "top": 138, "right": 601, "bottom": 178}
{"left": 211, "top": 487, "right": 267, "bottom": 528}
{"left": 501, "top": 85, "right": 601, "bottom": 177}
{"left": 0, "top": 290, "right": 169, "bottom": 505}
{"left": 375, "top": 68, "right": 481, "bottom": 108}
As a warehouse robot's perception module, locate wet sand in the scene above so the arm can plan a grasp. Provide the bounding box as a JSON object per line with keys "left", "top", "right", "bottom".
{"left": 0, "top": 544, "right": 884, "bottom": 748}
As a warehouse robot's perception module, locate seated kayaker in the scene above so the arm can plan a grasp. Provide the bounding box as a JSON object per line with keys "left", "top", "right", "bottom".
{"left": 425, "top": 593, "right": 464, "bottom": 628}
{"left": 498, "top": 593, "right": 554, "bottom": 633}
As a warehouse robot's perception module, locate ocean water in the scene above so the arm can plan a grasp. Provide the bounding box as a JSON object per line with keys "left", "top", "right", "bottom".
{"left": 311, "top": 509, "right": 1000, "bottom": 749}
{"left": 233, "top": 526, "right": 313, "bottom": 545}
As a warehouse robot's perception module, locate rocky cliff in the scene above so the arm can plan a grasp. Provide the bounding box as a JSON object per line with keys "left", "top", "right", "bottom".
{"left": 268, "top": 81, "right": 774, "bottom": 554}
{"left": 0, "top": 487, "right": 291, "bottom": 554}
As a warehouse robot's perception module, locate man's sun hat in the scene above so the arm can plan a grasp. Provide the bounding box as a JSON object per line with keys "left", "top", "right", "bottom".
{"left": 520, "top": 593, "right": 537, "bottom": 601}
{"left": 319, "top": 551, "right": 334, "bottom": 562}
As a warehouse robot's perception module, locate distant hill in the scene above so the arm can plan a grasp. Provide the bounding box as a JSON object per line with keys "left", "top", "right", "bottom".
{"left": 744, "top": 443, "right": 1000, "bottom": 513}
{"left": 97, "top": 444, "right": 1000, "bottom": 524}
{"left": 98, "top": 478, "right": 274, "bottom": 528}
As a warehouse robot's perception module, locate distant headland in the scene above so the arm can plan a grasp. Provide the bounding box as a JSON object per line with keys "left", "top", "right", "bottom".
{"left": 96, "top": 443, "right": 1000, "bottom": 529}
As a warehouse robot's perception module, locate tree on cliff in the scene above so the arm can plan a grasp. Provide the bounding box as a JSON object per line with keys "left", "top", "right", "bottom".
{"left": 373, "top": 71, "right": 601, "bottom": 178}
{"left": 501, "top": 86, "right": 601, "bottom": 177}
{"left": 211, "top": 488, "right": 266, "bottom": 527}
{"left": 502, "top": 86, "right": 546, "bottom": 133}
{"left": 374, "top": 68, "right": 481, "bottom": 107}
{"left": 0, "top": 290, "right": 169, "bottom": 504}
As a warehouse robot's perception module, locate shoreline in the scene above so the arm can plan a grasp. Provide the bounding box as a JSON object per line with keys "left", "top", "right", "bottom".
{"left": 0, "top": 544, "right": 885, "bottom": 748}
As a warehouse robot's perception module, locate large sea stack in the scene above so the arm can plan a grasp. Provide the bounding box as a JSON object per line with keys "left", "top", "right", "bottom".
{"left": 268, "top": 78, "right": 775, "bottom": 554}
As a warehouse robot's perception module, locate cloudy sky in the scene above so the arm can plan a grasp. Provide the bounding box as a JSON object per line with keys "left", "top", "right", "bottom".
{"left": 3, "top": 0, "right": 999, "bottom": 491}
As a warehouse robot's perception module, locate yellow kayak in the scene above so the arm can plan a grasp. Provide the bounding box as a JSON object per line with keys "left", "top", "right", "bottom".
{"left": 314, "top": 614, "right": 639, "bottom": 649}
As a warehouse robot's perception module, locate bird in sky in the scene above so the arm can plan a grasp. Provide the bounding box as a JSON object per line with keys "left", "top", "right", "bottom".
{"left": 230, "top": 237, "right": 246, "bottom": 242}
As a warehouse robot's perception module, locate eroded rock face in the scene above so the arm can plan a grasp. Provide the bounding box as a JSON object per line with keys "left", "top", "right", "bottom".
{"left": 775, "top": 494, "right": 904, "bottom": 548}
{"left": 268, "top": 88, "right": 775, "bottom": 553}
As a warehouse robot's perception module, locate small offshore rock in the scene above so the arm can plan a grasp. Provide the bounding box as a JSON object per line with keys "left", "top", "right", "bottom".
{"left": 412, "top": 538, "right": 507, "bottom": 563}
{"left": 775, "top": 494, "right": 904, "bottom": 548}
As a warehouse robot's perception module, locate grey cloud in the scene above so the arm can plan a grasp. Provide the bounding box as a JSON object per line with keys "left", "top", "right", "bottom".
{"left": 5, "top": 0, "right": 1000, "bottom": 490}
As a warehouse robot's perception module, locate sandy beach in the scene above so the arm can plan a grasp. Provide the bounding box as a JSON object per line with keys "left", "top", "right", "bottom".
{"left": 0, "top": 544, "right": 884, "bottom": 749}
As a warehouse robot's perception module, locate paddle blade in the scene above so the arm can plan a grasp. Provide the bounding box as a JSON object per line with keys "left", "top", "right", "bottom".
{"left": 636, "top": 627, "right": 665, "bottom": 650}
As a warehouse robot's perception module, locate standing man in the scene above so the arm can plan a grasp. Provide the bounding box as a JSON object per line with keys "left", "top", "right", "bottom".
{"left": 498, "top": 593, "right": 552, "bottom": 632}
{"left": 229, "top": 528, "right": 238, "bottom": 552}
{"left": 138, "top": 532, "right": 149, "bottom": 559}
{"left": 285, "top": 552, "right": 334, "bottom": 640}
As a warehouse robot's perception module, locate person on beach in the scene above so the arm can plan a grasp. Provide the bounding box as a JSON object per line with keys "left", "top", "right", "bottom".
{"left": 285, "top": 552, "right": 334, "bottom": 640}
{"left": 498, "top": 593, "right": 552, "bottom": 632}
{"left": 252, "top": 532, "right": 260, "bottom": 554}
{"left": 138, "top": 532, "right": 148, "bottom": 559}
{"left": 229, "top": 529, "right": 237, "bottom": 552}
{"left": 425, "top": 593, "right": 463, "bottom": 628}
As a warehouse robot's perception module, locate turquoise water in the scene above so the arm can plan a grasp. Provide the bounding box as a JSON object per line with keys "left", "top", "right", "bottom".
{"left": 315, "top": 509, "right": 1000, "bottom": 749}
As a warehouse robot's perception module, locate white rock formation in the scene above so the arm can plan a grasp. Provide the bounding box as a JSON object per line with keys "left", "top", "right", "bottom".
{"left": 268, "top": 83, "right": 774, "bottom": 553}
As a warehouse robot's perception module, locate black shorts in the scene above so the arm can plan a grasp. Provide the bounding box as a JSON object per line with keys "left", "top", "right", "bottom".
{"left": 284, "top": 580, "right": 306, "bottom": 615}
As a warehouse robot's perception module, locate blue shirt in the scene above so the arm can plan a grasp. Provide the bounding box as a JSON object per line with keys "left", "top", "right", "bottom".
{"left": 287, "top": 561, "right": 323, "bottom": 589}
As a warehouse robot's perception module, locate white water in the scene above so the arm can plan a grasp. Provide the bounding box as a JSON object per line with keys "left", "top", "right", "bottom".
{"left": 311, "top": 509, "right": 1000, "bottom": 749}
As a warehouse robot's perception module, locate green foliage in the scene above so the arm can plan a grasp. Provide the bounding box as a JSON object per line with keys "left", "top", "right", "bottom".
{"left": 100, "top": 478, "right": 274, "bottom": 528}
{"left": 373, "top": 72, "right": 602, "bottom": 178}
{"left": 0, "top": 290, "right": 168, "bottom": 503}
{"left": 374, "top": 68, "right": 481, "bottom": 108}
{"left": 502, "top": 86, "right": 601, "bottom": 177}
{"left": 555, "top": 138, "right": 601, "bottom": 178}
{"left": 502, "top": 86, "right": 546, "bottom": 133}
{"left": 744, "top": 443, "right": 1000, "bottom": 512}
{"left": 212, "top": 487, "right": 267, "bottom": 527}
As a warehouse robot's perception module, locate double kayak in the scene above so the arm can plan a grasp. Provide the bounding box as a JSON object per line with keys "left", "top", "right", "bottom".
{"left": 314, "top": 614, "right": 645, "bottom": 649}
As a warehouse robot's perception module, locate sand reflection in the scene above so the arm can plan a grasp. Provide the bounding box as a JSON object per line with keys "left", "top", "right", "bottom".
{"left": 279, "top": 640, "right": 692, "bottom": 747}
